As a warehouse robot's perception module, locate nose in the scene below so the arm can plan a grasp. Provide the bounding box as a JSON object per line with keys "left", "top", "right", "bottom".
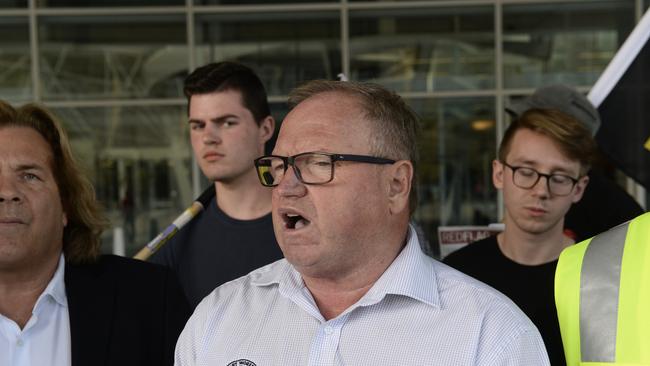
{"left": 202, "top": 123, "right": 222, "bottom": 145}
{"left": 274, "top": 166, "right": 307, "bottom": 198}
{"left": 0, "top": 177, "right": 23, "bottom": 204}
{"left": 531, "top": 175, "right": 551, "bottom": 198}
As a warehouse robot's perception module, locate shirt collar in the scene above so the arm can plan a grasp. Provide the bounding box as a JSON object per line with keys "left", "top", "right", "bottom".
{"left": 249, "top": 256, "right": 306, "bottom": 302}
{"left": 357, "top": 225, "right": 440, "bottom": 308}
{"left": 250, "top": 225, "right": 440, "bottom": 309}
{"left": 37, "top": 254, "right": 68, "bottom": 309}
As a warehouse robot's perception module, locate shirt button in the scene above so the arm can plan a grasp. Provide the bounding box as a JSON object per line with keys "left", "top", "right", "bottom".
{"left": 16, "top": 339, "right": 24, "bottom": 347}
{"left": 324, "top": 326, "right": 334, "bottom": 335}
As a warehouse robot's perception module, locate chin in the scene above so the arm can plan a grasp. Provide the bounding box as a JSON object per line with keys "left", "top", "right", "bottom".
{"left": 206, "top": 173, "right": 233, "bottom": 183}
{"left": 280, "top": 238, "right": 319, "bottom": 259}
{"left": 520, "top": 218, "right": 560, "bottom": 235}
{"left": 283, "top": 251, "right": 319, "bottom": 270}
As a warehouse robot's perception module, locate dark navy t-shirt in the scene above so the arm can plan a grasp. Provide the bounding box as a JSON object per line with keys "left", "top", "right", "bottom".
{"left": 151, "top": 198, "right": 283, "bottom": 308}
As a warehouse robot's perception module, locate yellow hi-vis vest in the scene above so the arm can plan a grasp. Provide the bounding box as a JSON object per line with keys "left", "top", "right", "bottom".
{"left": 555, "top": 212, "right": 650, "bottom": 366}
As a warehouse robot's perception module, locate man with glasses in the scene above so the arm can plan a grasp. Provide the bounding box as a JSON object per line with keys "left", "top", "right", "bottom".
{"left": 175, "top": 80, "right": 549, "bottom": 365}
{"left": 444, "top": 106, "right": 597, "bottom": 366}
{"left": 506, "top": 84, "right": 643, "bottom": 243}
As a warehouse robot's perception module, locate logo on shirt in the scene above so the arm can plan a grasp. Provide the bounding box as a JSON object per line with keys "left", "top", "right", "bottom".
{"left": 227, "top": 360, "right": 256, "bottom": 366}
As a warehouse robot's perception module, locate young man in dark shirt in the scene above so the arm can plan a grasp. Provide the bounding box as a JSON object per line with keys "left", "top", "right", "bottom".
{"left": 151, "top": 62, "right": 283, "bottom": 308}
{"left": 505, "top": 85, "right": 644, "bottom": 242}
{"left": 444, "top": 88, "right": 598, "bottom": 365}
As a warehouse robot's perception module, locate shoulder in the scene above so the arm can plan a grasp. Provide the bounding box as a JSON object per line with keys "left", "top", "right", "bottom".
{"left": 200, "top": 258, "right": 286, "bottom": 306}
{"left": 432, "top": 257, "right": 535, "bottom": 332}
{"left": 101, "top": 254, "right": 172, "bottom": 276}
{"left": 443, "top": 235, "right": 498, "bottom": 266}
{"left": 187, "top": 259, "right": 287, "bottom": 326}
{"left": 431, "top": 260, "right": 547, "bottom": 362}
{"left": 149, "top": 205, "right": 215, "bottom": 265}
{"left": 67, "top": 255, "right": 178, "bottom": 288}
{"left": 434, "top": 257, "right": 515, "bottom": 311}
{"left": 65, "top": 255, "right": 190, "bottom": 320}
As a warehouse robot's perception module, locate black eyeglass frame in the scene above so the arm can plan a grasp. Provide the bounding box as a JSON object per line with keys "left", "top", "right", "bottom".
{"left": 500, "top": 160, "right": 580, "bottom": 196}
{"left": 254, "top": 152, "right": 396, "bottom": 187}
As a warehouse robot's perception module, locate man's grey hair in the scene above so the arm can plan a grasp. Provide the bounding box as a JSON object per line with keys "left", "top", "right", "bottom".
{"left": 288, "top": 80, "right": 421, "bottom": 214}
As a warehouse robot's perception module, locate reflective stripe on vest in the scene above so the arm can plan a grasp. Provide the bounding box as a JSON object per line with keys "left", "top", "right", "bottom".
{"left": 556, "top": 212, "right": 650, "bottom": 366}
{"left": 580, "top": 222, "right": 628, "bottom": 362}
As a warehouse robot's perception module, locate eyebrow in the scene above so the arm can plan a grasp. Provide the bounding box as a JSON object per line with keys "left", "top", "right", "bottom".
{"left": 513, "top": 159, "right": 577, "bottom": 175}
{"left": 14, "top": 163, "right": 48, "bottom": 173}
{"left": 188, "top": 114, "right": 239, "bottom": 124}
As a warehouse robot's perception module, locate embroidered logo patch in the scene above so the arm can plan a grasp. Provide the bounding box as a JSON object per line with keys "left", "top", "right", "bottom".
{"left": 227, "top": 360, "right": 256, "bottom": 366}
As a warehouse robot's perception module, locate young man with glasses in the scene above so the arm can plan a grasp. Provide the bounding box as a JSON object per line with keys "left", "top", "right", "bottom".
{"left": 150, "top": 62, "right": 283, "bottom": 308}
{"left": 175, "top": 80, "right": 549, "bottom": 365}
{"left": 444, "top": 107, "right": 596, "bottom": 366}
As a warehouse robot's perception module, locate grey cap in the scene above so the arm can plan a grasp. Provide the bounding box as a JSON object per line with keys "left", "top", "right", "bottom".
{"left": 505, "top": 84, "right": 601, "bottom": 136}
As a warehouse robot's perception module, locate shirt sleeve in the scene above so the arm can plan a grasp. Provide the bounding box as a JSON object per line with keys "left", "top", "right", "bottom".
{"left": 174, "top": 296, "right": 210, "bottom": 366}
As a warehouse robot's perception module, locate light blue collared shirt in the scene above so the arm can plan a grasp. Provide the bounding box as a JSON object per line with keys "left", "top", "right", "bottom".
{"left": 0, "top": 255, "right": 71, "bottom": 366}
{"left": 176, "top": 226, "right": 550, "bottom": 366}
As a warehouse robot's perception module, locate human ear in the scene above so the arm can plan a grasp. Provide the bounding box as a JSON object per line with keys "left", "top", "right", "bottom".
{"left": 571, "top": 175, "right": 590, "bottom": 203}
{"left": 492, "top": 159, "right": 504, "bottom": 190}
{"left": 259, "top": 116, "right": 275, "bottom": 143}
{"left": 387, "top": 160, "right": 414, "bottom": 215}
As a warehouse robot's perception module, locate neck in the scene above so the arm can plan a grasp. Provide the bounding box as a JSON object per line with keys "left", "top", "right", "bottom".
{"left": 0, "top": 254, "right": 60, "bottom": 329}
{"left": 302, "top": 225, "right": 408, "bottom": 321}
{"left": 303, "top": 278, "right": 375, "bottom": 321}
{"left": 215, "top": 171, "right": 272, "bottom": 220}
{"left": 498, "top": 217, "right": 573, "bottom": 265}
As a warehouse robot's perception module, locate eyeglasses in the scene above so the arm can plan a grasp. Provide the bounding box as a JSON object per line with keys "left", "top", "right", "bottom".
{"left": 254, "top": 152, "right": 396, "bottom": 187}
{"left": 501, "top": 161, "right": 580, "bottom": 196}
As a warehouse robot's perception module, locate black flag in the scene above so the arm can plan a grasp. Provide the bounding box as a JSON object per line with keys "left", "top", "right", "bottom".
{"left": 589, "top": 9, "right": 650, "bottom": 189}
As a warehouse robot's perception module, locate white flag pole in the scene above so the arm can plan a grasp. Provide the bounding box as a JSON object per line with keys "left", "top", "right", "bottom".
{"left": 588, "top": 8, "right": 650, "bottom": 108}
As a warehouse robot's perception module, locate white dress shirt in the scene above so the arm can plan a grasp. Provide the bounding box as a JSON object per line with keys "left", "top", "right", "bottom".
{"left": 0, "top": 255, "right": 71, "bottom": 366}
{"left": 175, "top": 226, "right": 550, "bottom": 366}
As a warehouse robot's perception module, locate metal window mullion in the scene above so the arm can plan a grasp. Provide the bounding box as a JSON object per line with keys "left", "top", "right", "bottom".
{"left": 186, "top": 0, "right": 196, "bottom": 72}
{"left": 186, "top": 0, "right": 201, "bottom": 198}
{"left": 495, "top": 0, "right": 504, "bottom": 220}
{"left": 192, "top": 3, "right": 339, "bottom": 14}
{"left": 34, "top": 6, "right": 186, "bottom": 16}
{"left": 341, "top": 0, "right": 350, "bottom": 80}
{"left": 43, "top": 98, "right": 186, "bottom": 108}
{"left": 28, "top": 0, "right": 40, "bottom": 102}
{"left": 347, "top": 0, "right": 494, "bottom": 11}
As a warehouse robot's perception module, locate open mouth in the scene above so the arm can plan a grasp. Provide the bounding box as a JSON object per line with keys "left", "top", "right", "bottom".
{"left": 284, "top": 213, "right": 310, "bottom": 230}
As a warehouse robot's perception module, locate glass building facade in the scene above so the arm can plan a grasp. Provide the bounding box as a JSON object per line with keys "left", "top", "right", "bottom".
{"left": 1, "top": 0, "right": 647, "bottom": 256}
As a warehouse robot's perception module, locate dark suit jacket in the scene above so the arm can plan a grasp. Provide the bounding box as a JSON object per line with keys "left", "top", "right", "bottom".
{"left": 65, "top": 255, "right": 190, "bottom": 366}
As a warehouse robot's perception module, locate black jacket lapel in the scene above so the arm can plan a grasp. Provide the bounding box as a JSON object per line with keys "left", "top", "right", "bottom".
{"left": 65, "top": 260, "right": 116, "bottom": 366}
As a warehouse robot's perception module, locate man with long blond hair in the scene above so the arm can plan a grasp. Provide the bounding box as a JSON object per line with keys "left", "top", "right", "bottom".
{"left": 0, "top": 100, "right": 190, "bottom": 366}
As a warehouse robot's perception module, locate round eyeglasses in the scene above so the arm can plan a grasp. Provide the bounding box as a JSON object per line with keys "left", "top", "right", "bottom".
{"left": 500, "top": 161, "right": 580, "bottom": 196}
